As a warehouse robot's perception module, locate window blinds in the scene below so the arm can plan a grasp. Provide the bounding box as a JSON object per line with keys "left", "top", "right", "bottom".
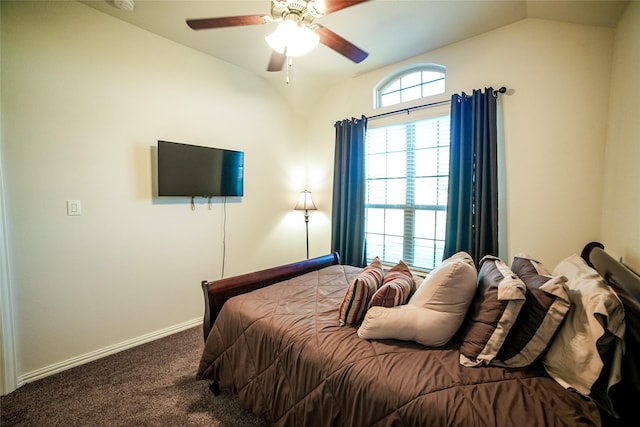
{"left": 365, "top": 115, "right": 450, "bottom": 269}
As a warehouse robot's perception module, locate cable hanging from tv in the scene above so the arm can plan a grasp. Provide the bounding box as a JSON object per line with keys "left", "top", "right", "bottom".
{"left": 188, "top": 196, "right": 220, "bottom": 211}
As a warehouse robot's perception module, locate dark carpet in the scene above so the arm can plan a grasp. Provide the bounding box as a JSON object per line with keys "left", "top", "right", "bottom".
{"left": 0, "top": 326, "right": 267, "bottom": 426}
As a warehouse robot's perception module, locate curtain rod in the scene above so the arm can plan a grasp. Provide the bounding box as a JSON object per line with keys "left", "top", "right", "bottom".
{"left": 366, "top": 100, "right": 450, "bottom": 121}
{"left": 366, "top": 86, "right": 507, "bottom": 121}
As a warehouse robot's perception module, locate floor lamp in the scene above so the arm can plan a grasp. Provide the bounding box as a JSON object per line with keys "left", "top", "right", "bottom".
{"left": 294, "top": 190, "right": 317, "bottom": 259}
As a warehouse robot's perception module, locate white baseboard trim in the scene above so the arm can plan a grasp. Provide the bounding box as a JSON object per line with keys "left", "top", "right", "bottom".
{"left": 16, "top": 317, "right": 201, "bottom": 388}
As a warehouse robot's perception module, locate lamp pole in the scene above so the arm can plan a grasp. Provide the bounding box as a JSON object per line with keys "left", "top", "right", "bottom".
{"left": 304, "top": 209, "right": 310, "bottom": 259}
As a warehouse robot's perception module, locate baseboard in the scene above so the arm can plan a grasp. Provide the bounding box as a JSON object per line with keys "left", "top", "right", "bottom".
{"left": 16, "top": 317, "right": 201, "bottom": 388}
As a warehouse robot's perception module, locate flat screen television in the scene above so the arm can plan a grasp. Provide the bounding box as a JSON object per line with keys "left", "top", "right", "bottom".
{"left": 157, "top": 140, "right": 244, "bottom": 197}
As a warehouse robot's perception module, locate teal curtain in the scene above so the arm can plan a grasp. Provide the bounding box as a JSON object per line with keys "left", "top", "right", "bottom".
{"left": 331, "top": 116, "right": 367, "bottom": 267}
{"left": 443, "top": 88, "right": 499, "bottom": 263}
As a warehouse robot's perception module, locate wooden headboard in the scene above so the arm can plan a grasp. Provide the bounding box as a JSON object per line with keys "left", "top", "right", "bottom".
{"left": 582, "top": 242, "right": 640, "bottom": 426}
{"left": 200, "top": 252, "right": 340, "bottom": 341}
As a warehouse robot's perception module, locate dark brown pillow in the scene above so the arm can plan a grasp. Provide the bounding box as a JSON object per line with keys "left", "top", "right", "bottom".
{"left": 490, "top": 255, "right": 571, "bottom": 368}
{"left": 459, "top": 256, "right": 527, "bottom": 367}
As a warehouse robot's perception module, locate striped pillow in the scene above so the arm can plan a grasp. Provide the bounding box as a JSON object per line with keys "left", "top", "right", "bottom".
{"left": 338, "top": 257, "right": 384, "bottom": 326}
{"left": 490, "top": 255, "right": 571, "bottom": 368}
{"left": 459, "top": 256, "right": 527, "bottom": 367}
{"left": 369, "top": 260, "right": 415, "bottom": 308}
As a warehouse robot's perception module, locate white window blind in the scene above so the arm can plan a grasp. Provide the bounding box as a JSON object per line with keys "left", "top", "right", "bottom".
{"left": 365, "top": 115, "right": 450, "bottom": 270}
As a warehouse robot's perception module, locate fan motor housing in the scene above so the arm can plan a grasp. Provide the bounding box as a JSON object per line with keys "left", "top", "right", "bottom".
{"left": 271, "top": 0, "right": 322, "bottom": 24}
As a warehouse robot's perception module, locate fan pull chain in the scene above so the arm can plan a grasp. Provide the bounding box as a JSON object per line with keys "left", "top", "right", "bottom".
{"left": 286, "top": 56, "right": 292, "bottom": 84}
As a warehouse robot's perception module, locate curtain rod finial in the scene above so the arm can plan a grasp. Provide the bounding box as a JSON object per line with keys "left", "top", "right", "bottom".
{"left": 492, "top": 86, "right": 508, "bottom": 97}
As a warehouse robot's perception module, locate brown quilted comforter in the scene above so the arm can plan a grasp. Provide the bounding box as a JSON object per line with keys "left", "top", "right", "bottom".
{"left": 197, "top": 265, "right": 601, "bottom": 426}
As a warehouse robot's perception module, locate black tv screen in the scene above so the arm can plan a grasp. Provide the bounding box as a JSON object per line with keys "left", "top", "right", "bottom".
{"left": 157, "top": 140, "right": 244, "bottom": 197}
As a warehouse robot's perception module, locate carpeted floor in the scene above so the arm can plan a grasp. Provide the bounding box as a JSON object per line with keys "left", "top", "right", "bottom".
{"left": 0, "top": 326, "right": 267, "bottom": 426}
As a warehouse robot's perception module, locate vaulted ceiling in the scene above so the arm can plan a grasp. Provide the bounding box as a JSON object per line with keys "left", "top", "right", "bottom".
{"left": 81, "top": 0, "right": 629, "bottom": 108}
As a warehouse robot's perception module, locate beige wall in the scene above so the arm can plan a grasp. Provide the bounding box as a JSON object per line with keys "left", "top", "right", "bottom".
{"left": 308, "top": 18, "right": 617, "bottom": 269}
{"left": 1, "top": 1, "right": 310, "bottom": 384}
{"left": 601, "top": 1, "right": 640, "bottom": 272}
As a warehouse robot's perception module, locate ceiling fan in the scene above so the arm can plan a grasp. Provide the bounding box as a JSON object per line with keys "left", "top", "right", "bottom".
{"left": 186, "top": 0, "right": 370, "bottom": 72}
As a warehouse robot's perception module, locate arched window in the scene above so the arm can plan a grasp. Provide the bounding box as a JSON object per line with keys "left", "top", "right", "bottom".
{"left": 374, "top": 65, "right": 446, "bottom": 109}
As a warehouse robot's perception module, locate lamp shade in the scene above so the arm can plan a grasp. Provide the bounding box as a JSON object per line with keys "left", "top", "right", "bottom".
{"left": 295, "top": 190, "right": 317, "bottom": 211}
{"left": 265, "top": 21, "right": 320, "bottom": 57}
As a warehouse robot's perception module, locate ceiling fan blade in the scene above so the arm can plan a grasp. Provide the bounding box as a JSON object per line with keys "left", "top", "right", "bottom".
{"left": 315, "top": 25, "right": 368, "bottom": 64}
{"left": 321, "top": 0, "right": 371, "bottom": 14}
{"left": 267, "top": 50, "right": 287, "bottom": 72}
{"left": 186, "top": 15, "right": 267, "bottom": 30}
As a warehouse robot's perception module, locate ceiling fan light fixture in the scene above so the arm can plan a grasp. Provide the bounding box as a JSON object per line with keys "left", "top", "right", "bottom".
{"left": 265, "top": 20, "right": 319, "bottom": 57}
{"left": 114, "top": 0, "right": 135, "bottom": 12}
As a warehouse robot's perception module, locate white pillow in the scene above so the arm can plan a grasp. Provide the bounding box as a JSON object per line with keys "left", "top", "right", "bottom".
{"left": 358, "top": 252, "right": 477, "bottom": 346}
{"left": 542, "top": 254, "right": 625, "bottom": 399}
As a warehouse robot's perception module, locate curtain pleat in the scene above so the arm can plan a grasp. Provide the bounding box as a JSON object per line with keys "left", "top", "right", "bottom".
{"left": 331, "top": 116, "right": 367, "bottom": 267}
{"left": 443, "top": 88, "right": 498, "bottom": 263}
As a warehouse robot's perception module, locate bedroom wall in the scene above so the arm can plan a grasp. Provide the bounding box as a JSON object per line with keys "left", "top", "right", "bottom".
{"left": 0, "top": 1, "right": 311, "bottom": 388}
{"left": 307, "top": 18, "right": 616, "bottom": 269}
{"left": 601, "top": 1, "right": 640, "bottom": 273}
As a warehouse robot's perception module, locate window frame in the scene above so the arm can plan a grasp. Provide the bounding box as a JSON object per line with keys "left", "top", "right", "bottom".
{"left": 364, "top": 104, "right": 451, "bottom": 272}
{"left": 374, "top": 64, "right": 446, "bottom": 110}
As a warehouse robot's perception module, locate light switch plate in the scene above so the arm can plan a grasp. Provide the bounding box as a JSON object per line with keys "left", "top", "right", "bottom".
{"left": 67, "top": 200, "right": 81, "bottom": 216}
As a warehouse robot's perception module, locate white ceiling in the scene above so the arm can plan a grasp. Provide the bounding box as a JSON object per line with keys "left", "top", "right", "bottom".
{"left": 80, "top": 0, "right": 630, "bottom": 108}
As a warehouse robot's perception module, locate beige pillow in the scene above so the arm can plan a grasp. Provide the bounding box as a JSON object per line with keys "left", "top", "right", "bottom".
{"left": 358, "top": 252, "right": 477, "bottom": 346}
{"left": 458, "top": 256, "right": 527, "bottom": 367}
{"left": 338, "top": 257, "right": 384, "bottom": 326}
{"left": 542, "top": 254, "right": 625, "bottom": 400}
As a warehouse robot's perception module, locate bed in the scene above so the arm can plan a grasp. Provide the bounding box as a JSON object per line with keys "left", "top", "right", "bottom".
{"left": 196, "top": 243, "right": 639, "bottom": 426}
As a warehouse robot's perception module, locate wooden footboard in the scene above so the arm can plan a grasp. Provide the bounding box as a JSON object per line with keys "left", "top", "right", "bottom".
{"left": 201, "top": 252, "right": 340, "bottom": 341}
